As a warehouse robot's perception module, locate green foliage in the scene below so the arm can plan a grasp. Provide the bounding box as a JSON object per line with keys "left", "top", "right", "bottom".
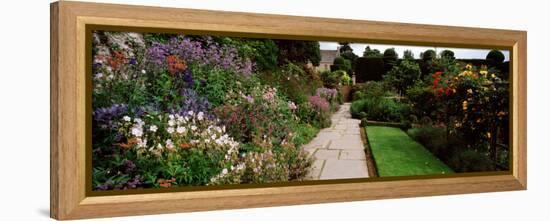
{"left": 403, "top": 50, "right": 415, "bottom": 60}
{"left": 192, "top": 66, "right": 237, "bottom": 107}
{"left": 384, "top": 59, "right": 422, "bottom": 94}
{"left": 486, "top": 49, "right": 505, "bottom": 64}
{"left": 143, "top": 33, "right": 176, "bottom": 44}
{"left": 259, "top": 62, "right": 323, "bottom": 104}
{"left": 421, "top": 49, "right": 436, "bottom": 61}
{"left": 383, "top": 48, "right": 398, "bottom": 60}
{"left": 321, "top": 70, "right": 348, "bottom": 88}
{"left": 331, "top": 56, "right": 353, "bottom": 74}
{"left": 295, "top": 102, "right": 331, "bottom": 128}
{"left": 407, "top": 127, "right": 495, "bottom": 172}
{"left": 351, "top": 97, "right": 409, "bottom": 122}
{"left": 440, "top": 50, "right": 455, "bottom": 60}
{"left": 276, "top": 40, "right": 321, "bottom": 66}
{"left": 222, "top": 38, "right": 279, "bottom": 71}
{"left": 363, "top": 46, "right": 382, "bottom": 58}
{"left": 383, "top": 48, "right": 398, "bottom": 72}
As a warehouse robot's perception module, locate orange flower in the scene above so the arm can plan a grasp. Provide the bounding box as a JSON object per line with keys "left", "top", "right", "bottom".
{"left": 117, "top": 138, "right": 138, "bottom": 149}
{"left": 157, "top": 178, "right": 176, "bottom": 188}
{"left": 108, "top": 51, "right": 126, "bottom": 70}
{"left": 166, "top": 55, "right": 187, "bottom": 75}
{"left": 179, "top": 143, "right": 192, "bottom": 149}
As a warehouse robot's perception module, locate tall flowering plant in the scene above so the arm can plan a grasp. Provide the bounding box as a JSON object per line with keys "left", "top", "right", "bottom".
{"left": 420, "top": 64, "right": 509, "bottom": 166}
{"left": 148, "top": 36, "right": 255, "bottom": 76}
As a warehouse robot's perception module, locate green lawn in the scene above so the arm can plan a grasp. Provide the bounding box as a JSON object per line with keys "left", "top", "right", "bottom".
{"left": 366, "top": 126, "right": 453, "bottom": 177}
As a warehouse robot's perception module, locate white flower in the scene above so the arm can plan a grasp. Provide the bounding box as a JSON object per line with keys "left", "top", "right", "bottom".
{"left": 133, "top": 118, "right": 143, "bottom": 125}
{"left": 123, "top": 116, "right": 131, "bottom": 122}
{"left": 149, "top": 125, "right": 158, "bottom": 132}
{"left": 167, "top": 127, "right": 175, "bottom": 134}
{"left": 168, "top": 119, "right": 176, "bottom": 126}
{"left": 191, "top": 125, "right": 197, "bottom": 131}
{"left": 166, "top": 139, "right": 174, "bottom": 149}
{"left": 188, "top": 110, "right": 194, "bottom": 116}
{"left": 204, "top": 139, "right": 210, "bottom": 143}
{"left": 176, "top": 126, "right": 186, "bottom": 134}
{"left": 197, "top": 112, "right": 204, "bottom": 120}
{"left": 131, "top": 127, "right": 143, "bottom": 137}
{"left": 211, "top": 134, "right": 217, "bottom": 140}
{"left": 221, "top": 168, "right": 228, "bottom": 175}
{"left": 157, "top": 143, "right": 164, "bottom": 149}
{"left": 141, "top": 69, "right": 146, "bottom": 74}
{"left": 94, "top": 73, "right": 104, "bottom": 79}
{"left": 137, "top": 138, "right": 147, "bottom": 148}
{"left": 168, "top": 114, "right": 175, "bottom": 119}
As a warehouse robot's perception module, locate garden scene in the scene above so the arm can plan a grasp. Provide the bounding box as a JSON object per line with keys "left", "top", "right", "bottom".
{"left": 91, "top": 31, "right": 510, "bottom": 191}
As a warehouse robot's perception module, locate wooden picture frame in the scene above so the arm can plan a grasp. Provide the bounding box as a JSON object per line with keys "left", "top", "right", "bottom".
{"left": 50, "top": 1, "right": 527, "bottom": 220}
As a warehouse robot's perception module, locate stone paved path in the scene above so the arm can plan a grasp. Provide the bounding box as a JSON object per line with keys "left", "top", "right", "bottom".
{"left": 302, "top": 103, "right": 369, "bottom": 180}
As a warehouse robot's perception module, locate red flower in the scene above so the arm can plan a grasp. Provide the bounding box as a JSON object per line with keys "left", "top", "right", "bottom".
{"left": 107, "top": 51, "right": 126, "bottom": 70}
{"left": 445, "top": 88, "right": 453, "bottom": 96}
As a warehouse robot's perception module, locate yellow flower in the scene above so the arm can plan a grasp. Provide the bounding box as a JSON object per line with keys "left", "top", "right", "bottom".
{"left": 487, "top": 132, "right": 491, "bottom": 139}
{"left": 462, "top": 101, "right": 468, "bottom": 110}
{"left": 491, "top": 74, "right": 496, "bottom": 78}
{"left": 466, "top": 64, "right": 473, "bottom": 70}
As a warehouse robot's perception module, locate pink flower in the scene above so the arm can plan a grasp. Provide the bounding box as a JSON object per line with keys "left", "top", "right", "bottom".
{"left": 308, "top": 95, "right": 329, "bottom": 112}
{"left": 288, "top": 101, "right": 297, "bottom": 110}
{"left": 263, "top": 87, "right": 276, "bottom": 102}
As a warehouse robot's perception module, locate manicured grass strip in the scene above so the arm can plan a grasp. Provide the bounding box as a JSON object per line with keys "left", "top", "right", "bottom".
{"left": 366, "top": 126, "right": 453, "bottom": 177}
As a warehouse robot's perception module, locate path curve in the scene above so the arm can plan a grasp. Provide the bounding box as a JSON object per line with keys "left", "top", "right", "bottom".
{"left": 302, "top": 103, "right": 369, "bottom": 180}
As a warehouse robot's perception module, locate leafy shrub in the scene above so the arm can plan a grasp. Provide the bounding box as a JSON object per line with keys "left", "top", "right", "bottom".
{"left": 351, "top": 97, "right": 409, "bottom": 122}
{"left": 214, "top": 86, "right": 294, "bottom": 144}
{"left": 384, "top": 59, "right": 421, "bottom": 94}
{"left": 440, "top": 50, "right": 455, "bottom": 60}
{"left": 259, "top": 62, "right": 323, "bottom": 104}
{"left": 331, "top": 57, "right": 352, "bottom": 74}
{"left": 407, "top": 126, "right": 494, "bottom": 172}
{"left": 486, "top": 49, "right": 505, "bottom": 64}
{"left": 447, "top": 149, "right": 495, "bottom": 172}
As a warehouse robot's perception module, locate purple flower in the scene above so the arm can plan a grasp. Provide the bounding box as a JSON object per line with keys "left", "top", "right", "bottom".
{"left": 147, "top": 36, "right": 256, "bottom": 76}
{"left": 316, "top": 88, "right": 338, "bottom": 101}
{"left": 123, "top": 160, "right": 136, "bottom": 173}
{"left": 171, "top": 88, "right": 213, "bottom": 119}
{"left": 93, "top": 104, "right": 128, "bottom": 130}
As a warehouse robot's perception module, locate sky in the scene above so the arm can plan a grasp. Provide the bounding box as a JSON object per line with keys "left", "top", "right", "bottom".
{"left": 319, "top": 42, "right": 510, "bottom": 61}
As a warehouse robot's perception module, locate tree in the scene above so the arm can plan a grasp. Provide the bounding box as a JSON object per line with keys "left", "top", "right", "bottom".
{"left": 422, "top": 49, "right": 436, "bottom": 61}
{"left": 384, "top": 59, "right": 421, "bottom": 95}
{"left": 440, "top": 50, "right": 455, "bottom": 60}
{"left": 275, "top": 40, "right": 321, "bottom": 66}
{"left": 383, "top": 48, "right": 398, "bottom": 73}
{"left": 486, "top": 49, "right": 505, "bottom": 64}
{"left": 338, "top": 42, "right": 353, "bottom": 53}
{"left": 331, "top": 57, "right": 352, "bottom": 74}
{"left": 403, "top": 50, "right": 415, "bottom": 60}
{"left": 363, "top": 46, "right": 382, "bottom": 58}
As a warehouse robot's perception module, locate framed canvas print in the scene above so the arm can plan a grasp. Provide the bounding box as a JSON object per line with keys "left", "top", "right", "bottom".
{"left": 50, "top": 1, "right": 527, "bottom": 220}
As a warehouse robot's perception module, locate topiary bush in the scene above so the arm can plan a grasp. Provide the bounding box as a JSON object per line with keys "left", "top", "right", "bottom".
{"left": 486, "top": 49, "right": 505, "bottom": 64}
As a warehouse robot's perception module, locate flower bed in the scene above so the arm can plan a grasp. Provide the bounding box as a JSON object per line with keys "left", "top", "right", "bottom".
{"left": 91, "top": 32, "right": 338, "bottom": 190}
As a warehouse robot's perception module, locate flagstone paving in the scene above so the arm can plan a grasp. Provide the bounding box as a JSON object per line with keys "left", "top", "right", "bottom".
{"left": 302, "top": 103, "right": 369, "bottom": 180}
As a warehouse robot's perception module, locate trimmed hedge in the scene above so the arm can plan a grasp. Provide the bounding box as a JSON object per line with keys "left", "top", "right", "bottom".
{"left": 354, "top": 57, "right": 385, "bottom": 82}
